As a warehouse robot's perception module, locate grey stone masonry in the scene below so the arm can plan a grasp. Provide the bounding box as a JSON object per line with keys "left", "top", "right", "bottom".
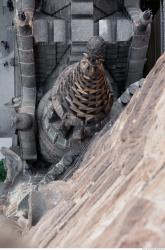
{"left": 70, "top": 0, "right": 94, "bottom": 64}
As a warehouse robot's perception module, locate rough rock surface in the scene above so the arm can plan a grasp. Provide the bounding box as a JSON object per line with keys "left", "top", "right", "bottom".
{"left": 27, "top": 55, "right": 165, "bottom": 248}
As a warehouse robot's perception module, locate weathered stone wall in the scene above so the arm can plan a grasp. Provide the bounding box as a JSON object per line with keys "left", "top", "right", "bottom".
{"left": 27, "top": 54, "right": 165, "bottom": 248}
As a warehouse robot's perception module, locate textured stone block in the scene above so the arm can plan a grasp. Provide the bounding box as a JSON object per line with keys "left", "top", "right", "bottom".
{"left": 54, "top": 20, "right": 66, "bottom": 43}
{"left": 71, "top": 2, "right": 93, "bottom": 15}
{"left": 71, "top": 19, "right": 94, "bottom": 42}
{"left": 34, "top": 20, "right": 49, "bottom": 43}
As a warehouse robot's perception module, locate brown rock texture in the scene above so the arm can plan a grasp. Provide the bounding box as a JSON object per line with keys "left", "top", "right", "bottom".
{"left": 27, "top": 55, "right": 165, "bottom": 248}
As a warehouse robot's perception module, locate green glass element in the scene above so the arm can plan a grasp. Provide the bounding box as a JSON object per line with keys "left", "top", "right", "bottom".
{"left": 0, "top": 160, "right": 7, "bottom": 182}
